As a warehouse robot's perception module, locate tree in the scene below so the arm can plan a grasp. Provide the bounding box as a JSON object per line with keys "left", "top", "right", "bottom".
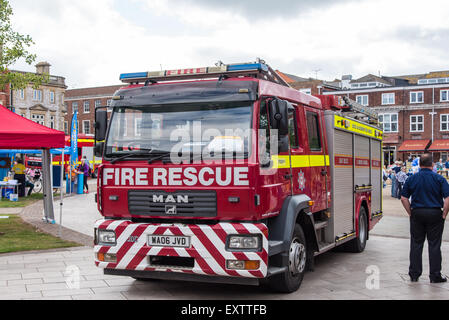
{"left": 0, "top": 0, "right": 47, "bottom": 90}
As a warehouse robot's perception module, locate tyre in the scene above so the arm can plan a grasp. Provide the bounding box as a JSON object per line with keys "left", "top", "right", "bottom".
{"left": 269, "top": 224, "right": 307, "bottom": 293}
{"left": 33, "top": 179, "right": 42, "bottom": 193}
{"left": 344, "top": 207, "right": 368, "bottom": 253}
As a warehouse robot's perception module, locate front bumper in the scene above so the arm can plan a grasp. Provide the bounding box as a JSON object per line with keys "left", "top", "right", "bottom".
{"left": 94, "top": 219, "right": 268, "bottom": 279}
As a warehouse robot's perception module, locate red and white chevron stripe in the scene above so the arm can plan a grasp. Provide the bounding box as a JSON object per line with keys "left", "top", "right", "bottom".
{"left": 94, "top": 219, "right": 268, "bottom": 278}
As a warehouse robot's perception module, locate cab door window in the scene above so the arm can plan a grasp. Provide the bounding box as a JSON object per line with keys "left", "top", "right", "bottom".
{"left": 306, "top": 111, "right": 321, "bottom": 151}
{"left": 288, "top": 107, "right": 299, "bottom": 149}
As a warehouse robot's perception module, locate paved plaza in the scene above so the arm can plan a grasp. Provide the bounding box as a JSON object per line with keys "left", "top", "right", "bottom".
{"left": 2, "top": 182, "right": 449, "bottom": 300}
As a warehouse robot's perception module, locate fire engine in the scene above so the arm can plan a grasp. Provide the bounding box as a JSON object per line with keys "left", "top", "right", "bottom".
{"left": 93, "top": 60, "right": 383, "bottom": 292}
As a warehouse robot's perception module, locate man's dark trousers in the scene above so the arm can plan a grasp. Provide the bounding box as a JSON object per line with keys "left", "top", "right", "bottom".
{"left": 409, "top": 208, "right": 445, "bottom": 280}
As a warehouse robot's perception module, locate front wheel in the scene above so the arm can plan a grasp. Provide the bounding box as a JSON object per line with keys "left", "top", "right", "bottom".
{"left": 268, "top": 224, "right": 307, "bottom": 293}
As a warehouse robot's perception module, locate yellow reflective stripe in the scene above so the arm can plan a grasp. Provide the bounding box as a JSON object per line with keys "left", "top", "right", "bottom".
{"left": 271, "top": 155, "right": 330, "bottom": 169}
{"left": 292, "top": 155, "right": 310, "bottom": 168}
{"left": 271, "top": 155, "right": 290, "bottom": 169}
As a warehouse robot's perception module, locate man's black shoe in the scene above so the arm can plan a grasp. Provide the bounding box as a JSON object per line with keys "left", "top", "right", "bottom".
{"left": 430, "top": 276, "right": 447, "bottom": 283}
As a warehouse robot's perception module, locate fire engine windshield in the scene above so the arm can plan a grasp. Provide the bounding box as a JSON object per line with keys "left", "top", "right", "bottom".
{"left": 105, "top": 103, "right": 253, "bottom": 159}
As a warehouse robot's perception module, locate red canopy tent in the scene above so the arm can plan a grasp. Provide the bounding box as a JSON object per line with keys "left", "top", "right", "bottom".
{"left": 0, "top": 104, "right": 65, "bottom": 149}
{"left": 0, "top": 104, "right": 66, "bottom": 223}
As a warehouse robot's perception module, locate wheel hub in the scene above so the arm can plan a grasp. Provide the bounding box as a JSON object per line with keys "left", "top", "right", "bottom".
{"left": 289, "top": 239, "right": 306, "bottom": 275}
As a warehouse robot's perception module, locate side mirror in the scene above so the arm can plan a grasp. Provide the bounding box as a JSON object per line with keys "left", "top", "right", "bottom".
{"left": 94, "top": 142, "right": 104, "bottom": 158}
{"left": 94, "top": 108, "right": 108, "bottom": 158}
{"left": 95, "top": 108, "right": 108, "bottom": 141}
{"left": 269, "top": 99, "right": 289, "bottom": 153}
{"left": 269, "top": 99, "right": 289, "bottom": 137}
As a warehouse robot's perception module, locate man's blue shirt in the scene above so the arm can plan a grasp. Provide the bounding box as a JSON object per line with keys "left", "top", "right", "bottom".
{"left": 401, "top": 168, "right": 449, "bottom": 208}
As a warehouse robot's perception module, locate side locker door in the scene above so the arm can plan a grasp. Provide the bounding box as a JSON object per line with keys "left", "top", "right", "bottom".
{"left": 304, "top": 107, "right": 327, "bottom": 212}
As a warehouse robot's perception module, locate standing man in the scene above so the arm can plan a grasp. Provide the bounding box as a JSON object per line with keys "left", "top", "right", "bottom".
{"left": 11, "top": 158, "right": 26, "bottom": 197}
{"left": 401, "top": 153, "right": 449, "bottom": 283}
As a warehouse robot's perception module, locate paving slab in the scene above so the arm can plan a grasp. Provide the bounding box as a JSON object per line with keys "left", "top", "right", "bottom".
{"left": 4, "top": 235, "right": 449, "bottom": 300}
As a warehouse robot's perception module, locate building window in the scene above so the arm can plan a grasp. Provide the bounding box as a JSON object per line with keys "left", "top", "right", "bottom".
{"left": 64, "top": 121, "right": 68, "bottom": 134}
{"left": 17, "top": 89, "right": 25, "bottom": 100}
{"left": 50, "top": 91, "right": 55, "bottom": 103}
{"left": 31, "top": 114, "right": 45, "bottom": 125}
{"left": 441, "top": 114, "right": 449, "bottom": 131}
{"left": 441, "top": 90, "right": 449, "bottom": 102}
{"left": 95, "top": 100, "right": 102, "bottom": 108}
{"left": 83, "top": 101, "right": 90, "bottom": 113}
{"left": 356, "top": 95, "right": 369, "bottom": 106}
{"left": 410, "top": 91, "right": 424, "bottom": 103}
{"left": 107, "top": 99, "right": 112, "bottom": 106}
{"left": 410, "top": 115, "right": 424, "bottom": 132}
{"left": 72, "top": 102, "right": 78, "bottom": 114}
{"left": 382, "top": 93, "right": 395, "bottom": 105}
{"left": 33, "top": 89, "right": 42, "bottom": 101}
{"left": 379, "top": 113, "right": 398, "bottom": 133}
{"left": 83, "top": 120, "right": 90, "bottom": 134}
{"left": 49, "top": 116, "right": 55, "bottom": 129}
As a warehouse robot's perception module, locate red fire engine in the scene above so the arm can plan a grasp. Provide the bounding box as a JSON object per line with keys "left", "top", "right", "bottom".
{"left": 93, "top": 61, "right": 383, "bottom": 292}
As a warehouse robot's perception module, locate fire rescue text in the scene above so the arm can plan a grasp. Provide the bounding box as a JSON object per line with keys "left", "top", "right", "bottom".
{"left": 102, "top": 167, "right": 249, "bottom": 186}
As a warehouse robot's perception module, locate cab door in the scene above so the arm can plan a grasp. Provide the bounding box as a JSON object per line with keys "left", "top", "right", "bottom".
{"left": 257, "top": 99, "right": 292, "bottom": 217}
{"left": 303, "top": 107, "right": 328, "bottom": 212}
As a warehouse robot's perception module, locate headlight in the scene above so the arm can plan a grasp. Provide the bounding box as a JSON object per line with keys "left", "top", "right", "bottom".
{"left": 226, "top": 235, "right": 261, "bottom": 251}
{"left": 98, "top": 229, "right": 116, "bottom": 245}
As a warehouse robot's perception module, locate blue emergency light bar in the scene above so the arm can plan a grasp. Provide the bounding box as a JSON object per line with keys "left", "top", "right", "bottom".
{"left": 119, "top": 62, "right": 269, "bottom": 83}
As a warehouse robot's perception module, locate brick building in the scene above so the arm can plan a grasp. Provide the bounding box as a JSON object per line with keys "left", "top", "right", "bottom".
{"left": 321, "top": 71, "right": 449, "bottom": 165}
{"left": 9, "top": 62, "right": 67, "bottom": 131}
{"left": 64, "top": 85, "right": 122, "bottom": 135}
{"left": 0, "top": 84, "right": 10, "bottom": 108}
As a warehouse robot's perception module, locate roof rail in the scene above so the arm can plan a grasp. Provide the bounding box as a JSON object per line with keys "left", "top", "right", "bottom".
{"left": 119, "top": 60, "right": 291, "bottom": 87}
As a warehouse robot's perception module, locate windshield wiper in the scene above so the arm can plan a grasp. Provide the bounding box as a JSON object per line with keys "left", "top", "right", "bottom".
{"left": 109, "top": 148, "right": 169, "bottom": 164}
{"left": 147, "top": 151, "right": 172, "bottom": 164}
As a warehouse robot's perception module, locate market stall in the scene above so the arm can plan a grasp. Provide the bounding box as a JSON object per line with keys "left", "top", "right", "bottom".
{"left": 0, "top": 104, "right": 65, "bottom": 222}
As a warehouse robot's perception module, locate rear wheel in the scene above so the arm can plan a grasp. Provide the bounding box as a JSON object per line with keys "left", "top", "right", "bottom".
{"left": 345, "top": 207, "right": 368, "bottom": 253}
{"left": 269, "top": 224, "right": 307, "bottom": 293}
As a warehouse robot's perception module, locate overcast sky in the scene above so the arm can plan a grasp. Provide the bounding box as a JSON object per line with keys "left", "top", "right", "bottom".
{"left": 8, "top": 0, "right": 449, "bottom": 89}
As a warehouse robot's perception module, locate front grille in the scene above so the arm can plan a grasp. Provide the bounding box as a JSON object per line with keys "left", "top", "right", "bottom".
{"left": 128, "top": 190, "right": 217, "bottom": 217}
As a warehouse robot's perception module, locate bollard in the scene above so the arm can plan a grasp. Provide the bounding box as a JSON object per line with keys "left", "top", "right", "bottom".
{"left": 77, "top": 174, "right": 84, "bottom": 194}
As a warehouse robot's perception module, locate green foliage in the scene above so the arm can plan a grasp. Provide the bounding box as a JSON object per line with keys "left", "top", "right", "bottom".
{"left": 0, "top": 0, "right": 48, "bottom": 90}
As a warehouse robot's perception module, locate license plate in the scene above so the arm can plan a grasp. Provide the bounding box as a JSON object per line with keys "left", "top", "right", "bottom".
{"left": 147, "top": 235, "right": 191, "bottom": 248}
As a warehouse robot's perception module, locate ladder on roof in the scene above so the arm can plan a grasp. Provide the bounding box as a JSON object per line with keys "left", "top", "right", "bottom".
{"left": 119, "top": 59, "right": 291, "bottom": 87}
{"left": 340, "top": 96, "right": 379, "bottom": 125}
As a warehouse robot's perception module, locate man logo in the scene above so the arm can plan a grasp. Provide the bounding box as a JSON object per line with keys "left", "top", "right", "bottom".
{"left": 165, "top": 205, "right": 177, "bottom": 215}
{"left": 153, "top": 195, "right": 189, "bottom": 204}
